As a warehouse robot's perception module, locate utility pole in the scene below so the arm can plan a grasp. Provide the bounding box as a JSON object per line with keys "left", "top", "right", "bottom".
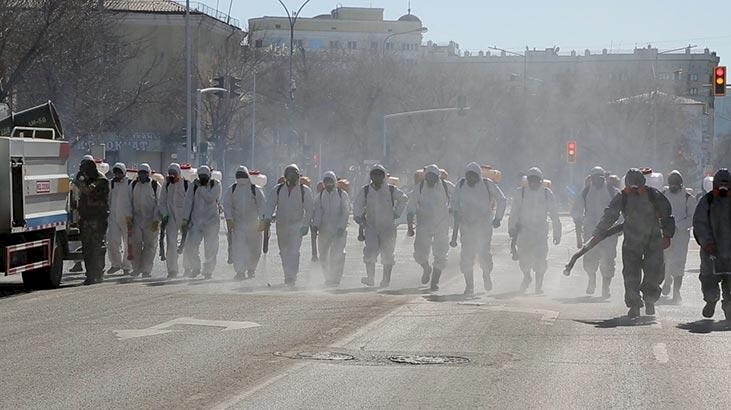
{"left": 185, "top": 0, "right": 192, "bottom": 163}
{"left": 251, "top": 71, "right": 256, "bottom": 168}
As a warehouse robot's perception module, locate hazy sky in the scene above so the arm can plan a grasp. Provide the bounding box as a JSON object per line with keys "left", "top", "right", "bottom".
{"left": 219, "top": 0, "right": 729, "bottom": 64}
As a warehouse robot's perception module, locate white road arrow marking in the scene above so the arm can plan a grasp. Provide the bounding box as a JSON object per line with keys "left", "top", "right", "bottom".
{"left": 114, "top": 317, "right": 261, "bottom": 340}
{"left": 653, "top": 343, "right": 669, "bottom": 363}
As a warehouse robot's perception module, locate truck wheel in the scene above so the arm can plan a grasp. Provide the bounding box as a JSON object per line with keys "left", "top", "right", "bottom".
{"left": 22, "top": 237, "right": 63, "bottom": 289}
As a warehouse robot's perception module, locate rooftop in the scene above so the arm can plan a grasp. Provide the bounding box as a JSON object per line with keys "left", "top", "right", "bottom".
{"left": 105, "top": 0, "right": 240, "bottom": 28}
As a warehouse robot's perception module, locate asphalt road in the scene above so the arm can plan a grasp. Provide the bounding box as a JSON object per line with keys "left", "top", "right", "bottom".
{"left": 1, "top": 218, "right": 729, "bottom": 409}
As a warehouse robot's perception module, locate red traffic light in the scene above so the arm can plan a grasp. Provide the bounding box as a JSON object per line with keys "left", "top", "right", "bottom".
{"left": 714, "top": 66, "right": 727, "bottom": 96}
{"left": 567, "top": 140, "right": 577, "bottom": 164}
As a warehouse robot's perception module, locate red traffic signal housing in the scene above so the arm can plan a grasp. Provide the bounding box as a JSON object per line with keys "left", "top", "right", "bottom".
{"left": 714, "top": 66, "right": 727, "bottom": 96}
{"left": 567, "top": 141, "right": 577, "bottom": 164}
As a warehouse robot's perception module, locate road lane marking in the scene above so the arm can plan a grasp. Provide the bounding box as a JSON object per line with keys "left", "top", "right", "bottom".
{"left": 113, "top": 317, "right": 261, "bottom": 340}
{"left": 653, "top": 343, "right": 669, "bottom": 363}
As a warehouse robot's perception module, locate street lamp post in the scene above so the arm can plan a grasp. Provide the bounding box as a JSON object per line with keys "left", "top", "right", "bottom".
{"left": 277, "top": 0, "right": 311, "bottom": 164}
{"left": 380, "top": 26, "right": 427, "bottom": 163}
{"left": 382, "top": 26, "right": 428, "bottom": 56}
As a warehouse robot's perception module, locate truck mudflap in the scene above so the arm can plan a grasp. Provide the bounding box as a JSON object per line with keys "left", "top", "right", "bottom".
{"left": 4, "top": 238, "right": 52, "bottom": 275}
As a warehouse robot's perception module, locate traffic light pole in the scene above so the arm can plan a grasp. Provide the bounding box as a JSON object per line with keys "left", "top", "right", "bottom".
{"left": 382, "top": 106, "right": 470, "bottom": 162}
{"left": 195, "top": 87, "right": 228, "bottom": 166}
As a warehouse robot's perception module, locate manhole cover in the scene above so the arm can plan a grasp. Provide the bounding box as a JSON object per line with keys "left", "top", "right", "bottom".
{"left": 295, "top": 351, "right": 355, "bottom": 361}
{"left": 388, "top": 355, "right": 470, "bottom": 365}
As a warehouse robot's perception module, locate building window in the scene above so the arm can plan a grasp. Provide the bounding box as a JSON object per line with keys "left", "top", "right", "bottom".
{"left": 255, "top": 39, "right": 263, "bottom": 48}
{"left": 690, "top": 73, "right": 698, "bottom": 81}
{"left": 674, "top": 71, "right": 681, "bottom": 81}
{"left": 294, "top": 39, "right": 303, "bottom": 48}
{"left": 371, "top": 41, "right": 378, "bottom": 50}
{"left": 385, "top": 42, "right": 393, "bottom": 50}
{"left": 348, "top": 41, "right": 357, "bottom": 50}
{"left": 275, "top": 24, "right": 281, "bottom": 29}
{"left": 330, "top": 40, "right": 339, "bottom": 49}
{"left": 689, "top": 87, "right": 698, "bottom": 95}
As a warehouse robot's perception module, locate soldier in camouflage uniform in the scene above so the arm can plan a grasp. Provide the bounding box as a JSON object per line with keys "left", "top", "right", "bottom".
{"left": 75, "top": 158, "right": 110, "bottom": 285}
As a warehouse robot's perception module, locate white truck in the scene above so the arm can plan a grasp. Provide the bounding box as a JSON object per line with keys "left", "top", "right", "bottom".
{"left": 0, "top": 101, "right": 73, "bottom": 288}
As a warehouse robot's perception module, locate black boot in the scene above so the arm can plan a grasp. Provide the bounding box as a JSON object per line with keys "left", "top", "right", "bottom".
{"left": 463, "top": 271, "right": 474, "bottom": 296}
{"left": 645, "top": 302, "right": 655, "bottom": 315}
{"left": 671, "top": 276, "right": 683, "bottom": 304}
{"left": 722, "top": 301, "right": 731, "bottom": 321}
{"left": 361, "top": 263, "right": 376, "bottom": 286}
{"left": 628, "top": 305, "right": 640, "bottom": 319}
{"left": 380, "top": 265, "right": 393, "bottom": 288}
{"left": 420, "top": 263, "right": 432, "bottom": 285}
{"left": 430, "top": 268, "right": 442, "bottom": 291}
{"left": 702, "top": 301, "right": 716, "bottom": 318}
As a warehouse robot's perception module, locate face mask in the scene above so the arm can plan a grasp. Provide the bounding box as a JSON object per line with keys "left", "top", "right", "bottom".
{"left": 720, "top": 186, "right": 729, "bottom": 197}
{"left": 527, "top": 177, "right": 541, "bottom": 190}
{"left": 324, "top": 179, "right": 335, "bottom": 191}
{"left": 235, "top": 172, "right": 248, "bottom": 179}
{"left": 591, "top": 176, "right": 604, "bottom": 187}
{"left": 199, "top": 175, "right": 210, "bottom": 184}
{"left": 465, "top": 172, "right": 479, "bottom": 186}
{"left": 669, "top": 185, "right": 681, "bottom": 193}
{"left": 138, "top": 173, "right": 150, "bottom": 183}
{"left": 426, "top": 174, "right": 439, "bottom": 186}
{"left": 113, "top": 169, "right": 124, "bottom": 181}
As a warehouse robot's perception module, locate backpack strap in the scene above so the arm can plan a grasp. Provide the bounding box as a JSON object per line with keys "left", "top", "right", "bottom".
{"left": 389, "top": 185, "right": 395, "bottom": 207}
{"left": 232, "top": 183, "right": 237, "bottom": 193}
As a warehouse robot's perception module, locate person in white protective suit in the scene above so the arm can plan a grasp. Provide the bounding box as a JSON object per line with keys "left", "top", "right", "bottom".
{"left": 222, "top": 165, "right": 265, "bottom": 281}
{"left": 661, "top": 170, "right": 696, "bottom": 303}
{"left": 129, "top": 163, "right": 160, "bottom": 278}
{"left": 182, "top": 165, "right": 222, "bottom": 279}
{"left": 159, "top": 163, "right": 189, "bottom": 278}
{"left": 353, "top": 164, "right": 409, "bottom": 287}
{"left": 263, "top": 164, "right": 314, "bottom": 287}
{"left": 451, "top": 162, "right": 507, "bottom": 295}
{"left": 107, "top": 162, "right": 133, "bottom": 275}
{"left": 508, "top": 167, "right": 561, "bottom": 294}
{"left": 571, "top": 166, "right": 621, "bottom": 298}
{"left": 407, "top": 164, "right": 455, "bottom": 291}
{"left": 313, "top": 171, "right": 351, "bottom": 287}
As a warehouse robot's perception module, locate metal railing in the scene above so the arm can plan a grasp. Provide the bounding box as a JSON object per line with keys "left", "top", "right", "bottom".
{"left": 172, "top": 1, "right": 240, "bottom": 27}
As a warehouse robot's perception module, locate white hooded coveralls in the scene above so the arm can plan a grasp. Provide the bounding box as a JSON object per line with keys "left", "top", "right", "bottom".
{"left": 158, "top": 163, "right": 188, "bottom": 275}
{"left": 663, "top": 182, "right": 696, "bottom": 278}
{"left": 130, "top": 166, "right": 160, "bottom": 274}
{"left": 222, "top": 173, "right": 265, "bottom": 275}
{"left": 571, "top": 178, "right": 620, "bottom": 279}
{"left": 313, "top": 171, "right": 351, "bottom": 283}
{"left": 353, "top": 172, "right": 408, "bottom": 266}
{"left": 408, "top": 165, "right": 455, "bottom": 271}
{"left": 107, "top": 162, "right": 133, "bottom": 271}
{"left": 264, "top": 179, "right": 314, "bottom": 281}
{"left": 182, "top": 169, "right": 222, "bottom": 276}
{"left": 508, "top": 176, "right": 561, "bottom": 277}
{"left": 453, "top": 162, "right": 507, "bottom": 275}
